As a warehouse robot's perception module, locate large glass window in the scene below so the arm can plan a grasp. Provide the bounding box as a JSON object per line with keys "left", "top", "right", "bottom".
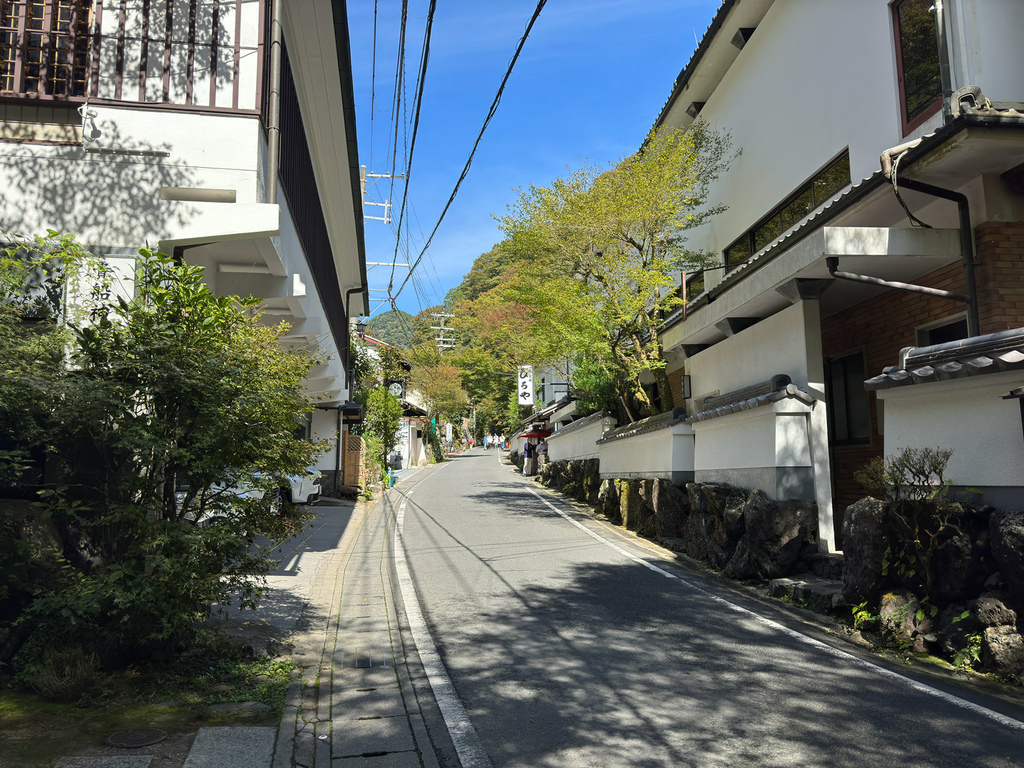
{"left": 825, "top": 351, "right": 872, "bottom": 446}
{"left": 893, "top": 0, "right": 942, "bottom": 133}
{"left": 724, "top": 151, "right": 851, "bottom": 271}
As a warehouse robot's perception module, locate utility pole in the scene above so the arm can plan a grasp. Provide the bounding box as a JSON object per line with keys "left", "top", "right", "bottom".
{"left": 360, "top": 165, "right": 405, "bottom": 224}
{"left": 430, "top": 312, "right": 456, "bottom": 353}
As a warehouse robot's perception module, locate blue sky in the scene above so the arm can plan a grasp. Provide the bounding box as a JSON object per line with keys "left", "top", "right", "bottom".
{"left": 346, "top": 0, "right": 722, "bottom": 318}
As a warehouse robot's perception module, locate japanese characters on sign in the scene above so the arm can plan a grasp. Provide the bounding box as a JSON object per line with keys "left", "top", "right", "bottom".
{"left": 517, "top": 365, "right": 534, "bottom": 406}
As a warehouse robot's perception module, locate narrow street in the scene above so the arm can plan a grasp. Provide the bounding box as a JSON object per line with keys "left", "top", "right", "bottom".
{"left": 385, "top": 450, "right": 1024, "bottom": 768}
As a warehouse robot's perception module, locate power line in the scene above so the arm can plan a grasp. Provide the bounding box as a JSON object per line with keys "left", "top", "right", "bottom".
{"left": 392, "top": 0, "right": 548, "bottom": 303}
{"left": 389, "top": 0, "right": 437, "bottom": 294}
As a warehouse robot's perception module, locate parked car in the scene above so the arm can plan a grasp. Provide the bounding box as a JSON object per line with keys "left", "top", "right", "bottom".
{"left": 175, "top": 469, "right": 321, "bottom": 525}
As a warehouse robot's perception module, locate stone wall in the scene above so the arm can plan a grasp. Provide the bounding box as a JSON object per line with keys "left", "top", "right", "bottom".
{"left": 538, "top": 459, "right": 819, "bottom": 582}
{"left": 843, "top": 497, "right": 1024, "bottom": 677}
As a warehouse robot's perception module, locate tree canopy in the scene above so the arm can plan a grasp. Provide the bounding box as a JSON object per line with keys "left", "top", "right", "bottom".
{"left": 495, "top": 122, "right": 734, "bottom": 421}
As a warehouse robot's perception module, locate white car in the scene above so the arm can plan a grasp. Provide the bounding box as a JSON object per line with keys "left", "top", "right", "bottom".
{"left": 176, "top": 469, "right": 322, "bottom": 523}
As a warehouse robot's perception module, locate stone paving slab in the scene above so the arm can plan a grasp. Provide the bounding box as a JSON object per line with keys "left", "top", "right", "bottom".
{"left": 182, "top": 726, "right": 276, "bottom": 768}
{"left": 331, "top": 687, "right": 408, "bottom": 721}
{"left": 329, "top": 716, "right": 416, "bottom": 758}
{"left": 331, "top": 752, "right": 423, "bottom": 767}
{"left": 54, "top": 759, "right": 153, "bottom": 768}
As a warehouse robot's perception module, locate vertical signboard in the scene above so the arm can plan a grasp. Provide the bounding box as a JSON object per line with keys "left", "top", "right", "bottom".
{"left": 517, "top": 365, "right": 534, "bottom": 406}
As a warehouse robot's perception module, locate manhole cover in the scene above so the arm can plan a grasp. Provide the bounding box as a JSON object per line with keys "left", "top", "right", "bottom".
{"left": 106, "top": 728, "right": 168, "bottom": 748}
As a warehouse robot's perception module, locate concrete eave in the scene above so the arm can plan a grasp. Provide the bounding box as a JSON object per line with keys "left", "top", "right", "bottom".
{"left": 662, "top": 226, "right": 961, "bottom": 353}
{"left": 282, "top": 0, "right": 368, "bottom": 314}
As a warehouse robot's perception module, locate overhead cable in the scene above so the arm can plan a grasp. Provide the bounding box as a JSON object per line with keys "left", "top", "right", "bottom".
{"left": 392, "top": 0, "right": 548, "bottom": 303}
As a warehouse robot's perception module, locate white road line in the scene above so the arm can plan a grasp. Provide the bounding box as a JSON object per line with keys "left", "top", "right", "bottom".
{"left": 394, "top": 494, "right": 493, "bottom": 768}
{"left": 529, "top": 488, "right": 1024, "bottom": 733}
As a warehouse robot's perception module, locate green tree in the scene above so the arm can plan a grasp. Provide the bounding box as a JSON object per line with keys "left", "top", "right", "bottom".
{"left": 360, "top": 386, "right": 403, "bottom": 471}
{"left": 497, "top": 123, "right": 733, "bottom": 421}
{"left": 365, "top": 308, "right": 415, "bottom": 348}
{"left": 1, "top": 238, "right": 324, "bottom": 674}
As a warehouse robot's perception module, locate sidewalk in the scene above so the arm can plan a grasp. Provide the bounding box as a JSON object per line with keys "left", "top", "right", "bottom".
{"left": 272, "top": 492, "right": 441, "bottom": 768}
{"left": 54, "top": 483, "right": 443, "bottom": 768}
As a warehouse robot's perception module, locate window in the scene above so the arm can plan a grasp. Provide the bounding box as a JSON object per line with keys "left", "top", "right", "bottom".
{"left": 0, "top": 0, "right": 92, "bottom": 97}
{"left": 917, "top": 315, "right": 968, "bottom": 347}
{"left": 725, "top": 151, "right": 851, "bottom": 270}
{"left": 825, "top": 350, "right": 871, "bottom": 446}
{"left": 893, "top": 0, "right": 942, "bottom": 134}
{"left": 684, "top": 270, "right": 704, "bottom": 300}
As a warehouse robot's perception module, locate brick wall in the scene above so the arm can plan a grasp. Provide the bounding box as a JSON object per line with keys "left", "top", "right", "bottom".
{"left": 666, "top": 366, "right": 687, "bottom": 411}
{"left": 820, "top": 220, "right": 1024, "bottom": 535}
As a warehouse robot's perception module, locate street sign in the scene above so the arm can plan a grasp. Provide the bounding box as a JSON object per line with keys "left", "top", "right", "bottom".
{"left": 517, "top": 365, "right": 534, "bottom": 406}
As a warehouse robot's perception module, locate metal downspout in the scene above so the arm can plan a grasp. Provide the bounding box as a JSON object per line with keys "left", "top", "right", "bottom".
{"left": 335, "top": 405, "right": 342, "bottom": 493}
{"left": 933, "top": 0, "right": 954, "bottom": 125}
{"left": 868, "top": 142, "right": 982, "bottom": 338}
{"left": 886, "top": 176, "right": 980, "bottom": 337}
{"left": 266, "top": 0, "right": 282, "bottom": 204}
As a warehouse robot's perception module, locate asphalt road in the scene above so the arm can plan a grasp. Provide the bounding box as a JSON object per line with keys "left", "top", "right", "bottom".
{"left": 393, "top": 449, "right": 1024, "bottom": 768}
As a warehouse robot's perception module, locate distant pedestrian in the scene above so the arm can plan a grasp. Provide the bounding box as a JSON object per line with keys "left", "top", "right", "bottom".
{"left": 522, "top": 440, "right": 534, "bottom": 475}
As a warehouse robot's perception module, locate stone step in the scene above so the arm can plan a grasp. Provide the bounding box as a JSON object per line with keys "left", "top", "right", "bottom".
{"left": 769, "top": 574, "right": 847, "bottom": 614}
{"left": 183, "top": 726, "right": 276, "bottom": 768}
{"left": 54, "top": 726, "right": 277, "bottom": 768}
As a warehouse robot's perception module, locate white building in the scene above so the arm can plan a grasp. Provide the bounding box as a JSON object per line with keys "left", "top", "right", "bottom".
{"left": 0, "top": 0, "right": 368, "bottom": 490}
{"left": 646, "top": 0, "right": 1024, "bottom": 550}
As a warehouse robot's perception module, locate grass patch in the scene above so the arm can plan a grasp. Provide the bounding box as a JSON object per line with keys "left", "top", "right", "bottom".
{"left": 0, "top": 630, "right": 297, "bottom": 768}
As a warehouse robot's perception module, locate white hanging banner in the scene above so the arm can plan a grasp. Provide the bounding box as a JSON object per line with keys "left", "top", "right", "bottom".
{"left": 517, "top": 365, "right": 534, "bottom": 406}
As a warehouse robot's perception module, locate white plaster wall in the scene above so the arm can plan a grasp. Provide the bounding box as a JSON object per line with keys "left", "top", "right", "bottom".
{"left": 547, "top": 416, "right": 614, "bottom": 462}
{"left": 0, "top": 107, "right": 262, "bottom": 246}
{"left": 876, "top": 372, "right": 1024, "bottom": 489}
{"left": 670, "top": 0, "right": 1024, "bottom": 296}
{"left": 693, "top": 408, "right": 777, "bottom": 472}
{"left": 311, "top": 408, "right": 341, "bottom": 474}
{"left": 598, "top": 424, "right": 695, "bottom": 479}
{"left": 676, "top": 1, "right": 910, "bottom": 292}
{"left": 688, "top": 302, "right": 811, "bottom": 402}
{"left": 953, "top": 0, "right": 1024, "bottom": 104}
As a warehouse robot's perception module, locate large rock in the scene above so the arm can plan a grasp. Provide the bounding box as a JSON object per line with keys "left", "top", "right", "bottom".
{"left": 597, "top": 480, "right": 621, "bottom": 523}
{"left": 651, "top": 480, "right": 689, "bottom": 539}
{"left": 582, "top": 460, "right": 602, "bottom": 506}
{"left": 973, "top": 591, "right": 1018, "bottom": 628}
{"left": 878, "top": 589, "right": 932, "bottom": 646}
{"left": 620, "top": 480, "right": 652, "bottom": 533}
{"left": 982, "top": 625, "right": 1024, "bottom": 676}
{"left": 724, "top": 492, "right": 818, "bottom": 580}
{"left": 681, "top": 483, "right": 747, "bottom": 569}
{"left": 841, "top": 497, "right": 888, "bottom": 606}
{"left": 990, "top": 510, "right": 1024, "bottom": 609}
{"left": 929, "top": 505, "right": 994, "bottom": 604}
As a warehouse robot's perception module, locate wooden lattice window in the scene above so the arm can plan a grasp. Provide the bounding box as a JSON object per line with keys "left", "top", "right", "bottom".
{"left": 0, "top": 0, "right": 92, "bottom": 97}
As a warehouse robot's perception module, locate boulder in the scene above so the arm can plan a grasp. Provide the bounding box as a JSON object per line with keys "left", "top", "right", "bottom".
{"left": 582, "top": 460, "right": 602, "bottom": 506}
{"left": 687, "top": 483, "right": 748, "bottom": 548}
{"left": 724, "top": 492, "right": 817, "bottom": 580}
{"left": 597, "top": 480, "right": 621, "bottom": 523}
{"left": 841, "top": 497, "right": 888, "bottom": 606}
{"left": 981, "top": 625, "right": 1024, "bottom": 676}
{"left": 878, "top": 589, "right": 931, "bottom": 646}
{"left": 651, "top": 480, "right": 689, "bottom": 539}
{"left": 990, "top": 510, "right": 1024, "bottom": 609}
{"left": 620, "top": 480, "right": 645, "bottom": 532}
{"left": 973, "top": 591, "right": 1018, "bottom": 628}
{"left": 929, "top": 507, "right": 994, "bottom": 604}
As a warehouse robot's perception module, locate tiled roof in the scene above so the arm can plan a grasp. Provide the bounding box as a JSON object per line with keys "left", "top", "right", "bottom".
{"left": 597, "top": 407, "right": 688, "bottom": 444}
{"left": 864, "top": 327, "right": 1024, "bottom": 391}
{"left": 685, "top": 383, "right": 815, "bottom": 424}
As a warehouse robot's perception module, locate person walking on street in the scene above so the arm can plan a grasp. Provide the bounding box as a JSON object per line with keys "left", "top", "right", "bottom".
{"left": 523, "top": 440, "right": 534, "bottom": 475}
